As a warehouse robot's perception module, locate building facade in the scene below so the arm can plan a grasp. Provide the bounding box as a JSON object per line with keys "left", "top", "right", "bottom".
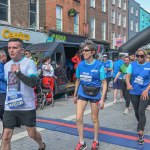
{"left": 128, "top": 0, "right": 140, "bottom": 40}
{"left": 140, "top": 7, "right": 150, "bottom": 31}
{"left": 108, "top": 0, "right": 128, "bottom": 49}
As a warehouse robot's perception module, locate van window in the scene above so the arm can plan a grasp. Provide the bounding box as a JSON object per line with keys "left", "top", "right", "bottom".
{"left": 56, "top": 52, "right": 62, "bottom": 64}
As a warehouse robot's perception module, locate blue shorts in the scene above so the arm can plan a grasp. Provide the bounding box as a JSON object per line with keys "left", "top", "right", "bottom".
{"left": 113, "top": 78, "right": 122, "bottom": 89}
{"left": 78, "top": 95, "right": 99, "bottom": 103}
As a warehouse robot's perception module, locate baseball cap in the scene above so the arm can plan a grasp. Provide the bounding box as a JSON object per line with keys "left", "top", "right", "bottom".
{"left": 103, "top": 54, "right": 107, "bottom": 57}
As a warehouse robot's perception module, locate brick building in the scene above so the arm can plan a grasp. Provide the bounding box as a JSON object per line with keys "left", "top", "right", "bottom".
{"left": 108, "top": 0, "right": 128, "bottom": 49}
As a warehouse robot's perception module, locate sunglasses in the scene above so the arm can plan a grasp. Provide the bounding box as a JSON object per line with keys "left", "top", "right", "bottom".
{"left": 136, "top": 54, "right": 145, "bottom": 58}
{"left": 82, "top": 49, "right": 92, "bottom": 52}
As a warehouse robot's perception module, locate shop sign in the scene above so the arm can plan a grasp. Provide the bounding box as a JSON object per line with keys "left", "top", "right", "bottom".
{"left": 115, "top": 38, "right": 123, "bottom": 47}
{"left": 46, "top": 37, "right": 54, "bottom": 42}
{"left": 51, "top": 34, "right": 66, "bottom": 42}
{"left": 68, "top": 9, "right": 77, "bottom": 17}
{"left": 1, "top": 29, "right": 30, "bottom": 41}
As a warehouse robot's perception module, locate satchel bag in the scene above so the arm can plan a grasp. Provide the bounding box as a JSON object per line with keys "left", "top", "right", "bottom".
{"left": 82, "top": 84, "right": 100, "bottom": 96}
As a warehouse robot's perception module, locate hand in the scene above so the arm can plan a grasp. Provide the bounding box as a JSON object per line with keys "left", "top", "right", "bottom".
{"left": 127, "top": 84, "right": 133, "bottom": 90}
{"left": 73, "top": 96, "right": 78, "bottom": 104}
{"left": 11, "top": 64, "right": 20, "bottom": 73}
{"left": 114, "top": 78, "right": 117, "bottom": 83}
{"left": 98, "top": 100, "right": 104, "bottom": 110}
{"left": 141, "top": 90, "right": 149, "bottom": 100}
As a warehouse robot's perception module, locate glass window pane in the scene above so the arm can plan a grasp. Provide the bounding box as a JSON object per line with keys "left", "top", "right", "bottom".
{"left": 30, "top": 12, "right": 36, "bottom": 27}
{"left": 56, "top": 6, "right": 61, "bottom": 19}
{"left": 30, "top": 0, "right": 36, "bottom": 12}
{"left": 0, "top": 0, "right": 8, "bottom": 5}
{"left": 0, "top": 3, "right": 8, "bottom": 21}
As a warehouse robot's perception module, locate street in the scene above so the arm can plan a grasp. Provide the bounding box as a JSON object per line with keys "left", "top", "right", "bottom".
{"left": 0, "top": 88, "right": 150, "bottom": 150}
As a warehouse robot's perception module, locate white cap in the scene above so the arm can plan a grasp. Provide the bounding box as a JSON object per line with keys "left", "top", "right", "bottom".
{"left": 103, "top": 54, "right": 107, "bottom": 57}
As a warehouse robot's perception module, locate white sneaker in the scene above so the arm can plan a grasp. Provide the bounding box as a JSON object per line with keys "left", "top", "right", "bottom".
{"left": 119, "top": 98, "right": 124, "bottom": 103}
{"left": 113, "top": 99, "right": 117, "bottom": 104}
{"left": 124, "top": 108, "right": 129, "bottom": 114}
{"left": 128, "top": 106, "right": 132, "bottom": 110}
{"left": 146, "top": 105, "right": 150, "bottom": 110}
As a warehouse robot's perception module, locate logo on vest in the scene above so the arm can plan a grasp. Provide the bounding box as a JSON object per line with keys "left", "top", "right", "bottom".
{"left": 144, "top": 68, "right": 150, "bottom": 70}
{"left": 134, "top": 76, "right": 143, "bottom": 85}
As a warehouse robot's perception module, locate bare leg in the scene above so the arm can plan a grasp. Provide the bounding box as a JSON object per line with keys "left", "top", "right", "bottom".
{"left": 76, "top": 99, "right": 88, "bottom": 143}
{"left": 90, "top": 102, "right": 99, "bottom": 141}
{"left": 1, "top": 128, "right": 13, "bottom": 150}
{"left": 26, "top": 127, "right": 44, "bottom": 149}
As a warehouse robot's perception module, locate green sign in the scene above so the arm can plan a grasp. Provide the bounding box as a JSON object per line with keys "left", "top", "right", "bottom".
{"left": 51, "top": 34, "right": 66, "bottom": 42}
{"left": 68, "top": 9, "right": 77, "bottom": 17}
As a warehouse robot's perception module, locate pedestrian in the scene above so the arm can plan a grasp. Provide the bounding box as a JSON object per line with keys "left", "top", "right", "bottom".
{"left": 73, "top": 39, "right": 107, "bottom": 150}
{"left": 0, "top": 50, "right": 7, "bottom": 138}
{"left": 102, "top": 54, "right": 113, "bottom": 101}
{"left": 1, "top": 38, "right": 45, "bottom": 150}
{"left": 126, "top": 49, "right": 150, "bottom": 145}
{"left": 114, "top": 56, "right": 131, "bottom": 114}
{"left": 42, "top": 57, "right": 55, "bottom": 103}
{"left": 128, "top": 52, "right": 135, "bottom": 62}
{"left": 113, "top": 54, "right": 124, "bottom": 103}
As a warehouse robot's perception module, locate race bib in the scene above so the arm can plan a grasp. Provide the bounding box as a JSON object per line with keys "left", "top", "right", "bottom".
{"left": 134, "top": 76, "right": 144, "bottom": 85}
{"left": 7, "top": 93, "right": 24, "bottom": 109}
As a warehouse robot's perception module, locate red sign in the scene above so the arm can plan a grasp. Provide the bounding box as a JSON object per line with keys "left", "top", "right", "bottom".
{"left": 115, "top": 38, "right": 123, "bottom": 47}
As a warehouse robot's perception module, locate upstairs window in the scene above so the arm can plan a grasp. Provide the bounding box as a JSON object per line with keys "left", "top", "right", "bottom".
{"left": 90, "top": 0, "right": 95, "bottom": 8}
{"left": 0, "top": 0, "right": 8, "bottom": 22}
{"left": 56, "top": 6, "right": 62, "bottom": 31}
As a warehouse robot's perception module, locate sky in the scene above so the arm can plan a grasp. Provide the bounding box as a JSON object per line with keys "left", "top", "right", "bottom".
{"left": 135, "top": 0, "right": 150, "bottom": 12}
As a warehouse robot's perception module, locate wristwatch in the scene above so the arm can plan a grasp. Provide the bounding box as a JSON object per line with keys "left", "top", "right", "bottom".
{"left": 14, "top": 70, "right": 20, "bottom": 75}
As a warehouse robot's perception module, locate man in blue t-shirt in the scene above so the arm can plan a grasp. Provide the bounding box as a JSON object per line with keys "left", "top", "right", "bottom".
{"left": 113, "top": 54, "right": 124, "bottom": 103}
{"left": 102, "top": 54, "right": 113, "bottom": 100}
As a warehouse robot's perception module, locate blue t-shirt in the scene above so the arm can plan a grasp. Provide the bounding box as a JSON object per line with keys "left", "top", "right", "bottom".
{"left": 126, "top": 61, "right": 150, "bottom": 95}
{"left": 0, "top": 62, "right": 6, "bottom": 93}
{"left": 113, "top": 59, "right": 124, "bottom": 78}
{"left": 102, "top": 60, "right": 113, "bottom": 78}
{"left": 76, "top": 59, "right": 106, "bottom": 100}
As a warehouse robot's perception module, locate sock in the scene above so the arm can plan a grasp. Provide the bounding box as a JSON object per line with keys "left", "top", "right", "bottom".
{"left": 80, "top": 141, "right": 84, "bottom": 145}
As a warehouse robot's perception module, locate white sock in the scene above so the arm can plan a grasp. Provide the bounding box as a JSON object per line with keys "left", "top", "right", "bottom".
{"left": 80, "top": 141, "right": 84, "bottom": 145}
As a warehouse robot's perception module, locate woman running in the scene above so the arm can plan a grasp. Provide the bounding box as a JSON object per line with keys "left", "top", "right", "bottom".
{"left": 126, "top": 49, "right": 150, "bottom": 145}
{"left": 73, "top": 39, "right": 107, "bottom": 150}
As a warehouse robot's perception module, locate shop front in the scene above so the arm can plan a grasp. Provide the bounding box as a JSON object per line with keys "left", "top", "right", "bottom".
{"left": 0, "top": 25, "right": 48, "bottom": 48}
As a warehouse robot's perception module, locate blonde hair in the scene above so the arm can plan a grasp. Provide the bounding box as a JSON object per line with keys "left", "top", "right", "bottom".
{"left": 136, "top": 49, "right": 147, "bottom": 56}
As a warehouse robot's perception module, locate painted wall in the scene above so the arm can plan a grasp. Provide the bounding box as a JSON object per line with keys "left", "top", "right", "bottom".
{"left": 140, "top": 7, "right": 150, "bottom": 31}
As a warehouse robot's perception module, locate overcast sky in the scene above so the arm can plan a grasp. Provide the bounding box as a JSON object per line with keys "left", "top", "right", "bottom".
{"left": 135, "top": 0, "right": 150, "bottom": 12}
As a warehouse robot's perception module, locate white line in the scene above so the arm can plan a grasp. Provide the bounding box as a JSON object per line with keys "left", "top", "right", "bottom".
{"left": 0, "top": 101, "right": 114, "bottom": 143}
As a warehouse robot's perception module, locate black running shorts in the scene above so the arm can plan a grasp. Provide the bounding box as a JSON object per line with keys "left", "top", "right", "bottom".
{"left": 3, "top": 109, "right": 36, "bottom": 129}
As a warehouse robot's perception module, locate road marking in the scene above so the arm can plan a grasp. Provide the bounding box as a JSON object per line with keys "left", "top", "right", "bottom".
{"left": 0, "top": 101, "right": 114, "bottom": 143}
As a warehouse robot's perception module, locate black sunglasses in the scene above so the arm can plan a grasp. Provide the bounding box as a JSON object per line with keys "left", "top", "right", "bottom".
{"left": 136, "top": 54, "right": 145, "bottom": 58}
{"left": 82, "top": 49, "right": 92, "bottom": 52}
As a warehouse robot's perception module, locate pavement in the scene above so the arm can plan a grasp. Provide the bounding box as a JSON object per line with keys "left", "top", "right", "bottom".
{"left": 0, "top": 87, "right": 150, "bottom": 150}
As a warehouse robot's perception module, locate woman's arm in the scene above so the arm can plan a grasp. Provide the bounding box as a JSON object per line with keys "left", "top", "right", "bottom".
{"left": 114, "top": 71, "right": 121, "bottom": 82}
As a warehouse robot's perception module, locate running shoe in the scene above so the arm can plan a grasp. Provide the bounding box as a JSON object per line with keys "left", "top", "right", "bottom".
{"left": 146, "top": 105, "right": 150, "bottom": 110}
{"left": 138, "top": 134, "right": 144, "bottom": 145}
{"left": 124, "top": 108, "right": 129, "bottom": 115}
{"left": 75, "top": 142, "right": 87, "bottom": 150}
{"left": 113, "top": 99, "right": 117, "bottom": 104}
{"left": 91, "top": 141, "right": 99, "bottom": 150}
{"left": 119, "top": 98, "right": 124, "bottom": 103}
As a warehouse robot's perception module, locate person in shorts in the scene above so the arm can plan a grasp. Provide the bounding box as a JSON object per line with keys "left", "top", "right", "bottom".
{"left": 73, "top": 39, "right": 107, "bottom": 150}
{"left": 1, "top": 38, "right": 45, "bottom": 150}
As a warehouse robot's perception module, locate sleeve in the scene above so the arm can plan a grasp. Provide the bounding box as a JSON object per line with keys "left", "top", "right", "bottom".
{"left": 100, "top": 65, "right": 106, "bottom": 80}
{"left": 126, "top": 64, "right": 132, "bottom": 74}
{"left": 110, "top": 61, "right": 113, "bottom": 68}
{"left": 119, "top": 64, "right": 123, "bottom": 72}
{"left": 27, "top": 60, "right": 38, "bottom": 77}
{"left": 0, "top": 64, "right": 5, "bottom": 81}
{"left": 75, "top": 66, "right": 80, "bottom": 78}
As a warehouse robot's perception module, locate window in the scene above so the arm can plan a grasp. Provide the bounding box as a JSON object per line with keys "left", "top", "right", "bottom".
{"left": 130, "top": 6, "right": 133, "bottom": 14}
{"left": 123, "top": 35, "right": 126, "bottom": 43}
{"left": 111, "top": 32, "right": 115, "bottom": 48}
{"left": 90, "top": 0, "right": 95, "bottom": 8}
{"left": 112, "top": 0, "right": 115, "bottom": 5}
{"left": 118, "top": 0, "right": 121, "bottom": 8}
{"left": 56, "top": 6, "right": 62, "bottom": 31}
{"left": 135, "top": 22, "right": 138, "bottom": 32}
{"left": 111, "top": 10, "right": 115, "bottom": 24}
{"left": 74, "top": 13, "right": 79, "bottom": 34}
{"left": 123, "top": 1, "right": 126, "bottom": 10}
{"left": 102, "top": 22, "right": 106, "bottom": 40}
{"left": 90, "top": 17, "right": 95, "bottom": 38}
{"left": 130, "top": 19, "right": 133, "bottom": 30}
{"left": 136, "top": 9, "right": 138, "bottom": 17}
{"left": 30, "top": 0, "right": 37, "bottom": 28}
{"left": 0, "top": 0, "right": 8, "bottom": 22}
{"left": 118, "top": 13, "right": 121, "bottom": 26}
{"left": 142, "top": 15, "right": 144, "bottom": 22}
{"left": 123, "top": 16, "right": 126, "bottom": 28}
{"left": 102, "top": 0, "right": 106, "bottom": 12}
